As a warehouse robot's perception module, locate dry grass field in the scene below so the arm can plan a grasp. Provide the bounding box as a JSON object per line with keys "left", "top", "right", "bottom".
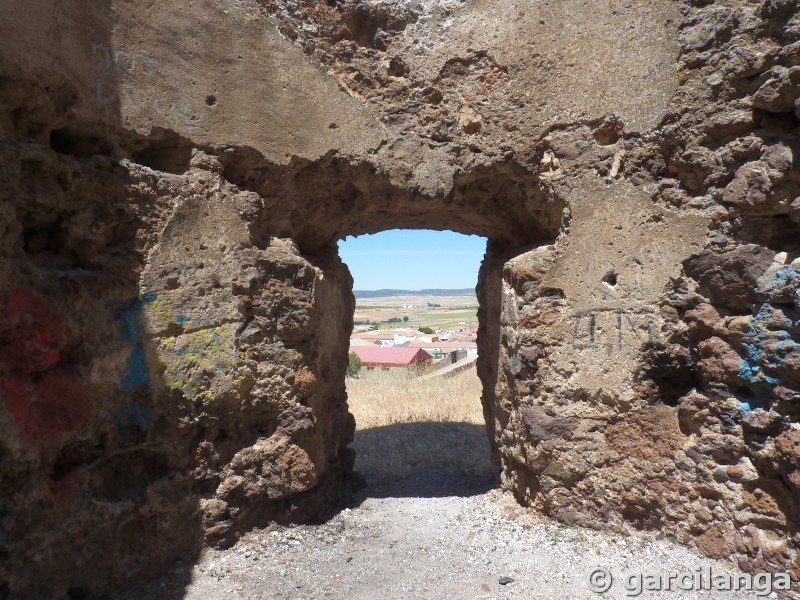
{"left": 346, "top": 367, "right": 496, "bottom": 481}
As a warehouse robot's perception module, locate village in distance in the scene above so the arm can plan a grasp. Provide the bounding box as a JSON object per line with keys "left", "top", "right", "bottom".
{"left": 348, "top": 289, "right": 479, "bottom": 377}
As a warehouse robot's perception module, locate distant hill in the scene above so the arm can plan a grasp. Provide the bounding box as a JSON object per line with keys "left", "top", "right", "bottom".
{"left": 354, "top": 288, "right": 475, "bottom": 298}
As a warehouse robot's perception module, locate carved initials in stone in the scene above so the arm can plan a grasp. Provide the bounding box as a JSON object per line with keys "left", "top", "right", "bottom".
{"left": 572, "top": 307, "right": 656, "bottom": 354}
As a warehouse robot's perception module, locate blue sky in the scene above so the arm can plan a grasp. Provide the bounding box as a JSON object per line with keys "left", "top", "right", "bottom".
{"left": 338, "top": 229, "right": 487, "bottom": 290}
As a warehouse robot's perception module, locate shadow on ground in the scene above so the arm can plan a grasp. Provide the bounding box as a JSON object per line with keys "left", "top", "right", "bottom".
{"left": 116, "top": 421, "right": 498, "bottom": 598}
{"left": 346, "top": 421, "right": 500, "bottom": 500}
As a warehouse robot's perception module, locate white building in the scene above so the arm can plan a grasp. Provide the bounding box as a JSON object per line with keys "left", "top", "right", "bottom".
{"left": 392, "top": 334, "right": 413, "bottom": 347}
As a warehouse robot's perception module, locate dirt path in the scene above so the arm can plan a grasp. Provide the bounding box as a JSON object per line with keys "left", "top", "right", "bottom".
{"left": 122, "top": 473, "right": 756, "bottom": 600}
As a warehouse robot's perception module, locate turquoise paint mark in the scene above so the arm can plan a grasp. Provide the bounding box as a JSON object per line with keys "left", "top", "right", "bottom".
{"left": 119, "top": 306, "right": 140, "bottom": 344}
{"left": 175, "top": 315, "right": 189, "bottom": 324}
{"left": 113, "top": 403, "right": 154, "bottom": 429}
{"left": 739, "top": 401, "right": 752, "bottom": 413}
{"left": 757, "top": 265, "right": 800, "bottom": 300}
{"left": 116, "top": 299, "right": 151, "bottom": 391}
{"left": 120, "top": 345, "right": 149, "bottom": 390}
{"left": 736, "top": 267, "right": 800, "bottom": 407}
{"left": 738, "top": 358, "right": 761, "bottom": 384}
{"left": 107, "top": 297, "right": 159, "bottom": 439}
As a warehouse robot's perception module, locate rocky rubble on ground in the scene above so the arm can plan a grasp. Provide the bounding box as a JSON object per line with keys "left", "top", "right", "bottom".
{"left": 122, "top": 489, "right": 758, "bottom": 599}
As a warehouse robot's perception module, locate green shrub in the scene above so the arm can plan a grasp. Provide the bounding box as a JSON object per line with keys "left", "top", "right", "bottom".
{"left": 347, "top": 352, "right": 363, "bottom": 378}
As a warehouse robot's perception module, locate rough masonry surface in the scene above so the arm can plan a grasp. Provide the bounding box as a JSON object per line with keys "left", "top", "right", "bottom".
{"left": 1, "top": 0, "right": 799, "bottom": 597}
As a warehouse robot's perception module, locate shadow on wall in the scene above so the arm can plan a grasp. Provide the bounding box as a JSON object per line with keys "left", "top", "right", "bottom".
{"left": 348, "top": 422, "right": 500, "bottom": 499}
{"left": 0, "top": 150, "right": 205, "bottom": 597}
{"left": 0, "top": 5, "right": 207, "bottom": 598}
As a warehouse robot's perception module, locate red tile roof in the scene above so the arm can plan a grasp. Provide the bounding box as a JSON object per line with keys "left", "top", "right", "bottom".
{"left": 348, "top": 346, "right": 433, "bottom": 367}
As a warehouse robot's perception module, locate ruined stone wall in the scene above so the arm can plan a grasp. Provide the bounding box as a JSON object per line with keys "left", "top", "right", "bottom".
{"left": 492, "top": 0, "right": 800, "bottom": 580}
{"left": 1, "top": 0, "right": 800, "bottom": 597}
{"left": 0, "top": 133, "right": 359, "bottom": 596}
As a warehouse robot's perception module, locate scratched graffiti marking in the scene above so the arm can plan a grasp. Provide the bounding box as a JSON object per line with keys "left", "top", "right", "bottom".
{"left": 90, "top": 42, "right": 199, "bottom": 123}
{"left": 572, "top": 306, "right": 658, "bottom": 354}
{"left": 91, "top": 43, "right": 160, "bottom": 105}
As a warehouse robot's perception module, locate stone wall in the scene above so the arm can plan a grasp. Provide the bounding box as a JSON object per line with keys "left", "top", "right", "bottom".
{"left": 490, "top": 0, "right": 800, "bottom": 580}
{"left": 1, "top": 0, "right": 799, "bottom": 597}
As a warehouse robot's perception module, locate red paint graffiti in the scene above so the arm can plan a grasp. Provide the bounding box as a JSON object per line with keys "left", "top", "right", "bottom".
{"left": 0, "top": 290, "right": 89, "bottom": 442}
{"left": 48, "top": 469, "right": 88, "bottom": 507}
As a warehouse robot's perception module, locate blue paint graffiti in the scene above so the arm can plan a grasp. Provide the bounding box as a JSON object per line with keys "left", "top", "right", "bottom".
{"left": 737, "top": 266, "right": 800, "bottom": 406}
{"left": 757, "top": 265, "right": 800, "bottom": 304}
{"left": 116, "top": 301, "right": 151, "bottom": 391}
{"left": 109, "top": 295, "right": 161, "bottom": 438}
{"left": 113, "top": 402, "right": 154, "bottom": 429}
{"left": 120, "top": 346, "right": 149, "bottom": 391}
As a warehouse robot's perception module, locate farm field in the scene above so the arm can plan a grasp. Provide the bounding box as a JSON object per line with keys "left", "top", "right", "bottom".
{"left": 353, "top": 294, "right": 478, "bottom": 330}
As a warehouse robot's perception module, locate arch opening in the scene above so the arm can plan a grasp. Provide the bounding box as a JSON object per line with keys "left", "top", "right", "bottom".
{"left": 238, "top": 152, "right": 568, "bottom": 509}
{"left": 338, "top": 229, "right": 495, "bottom": 497}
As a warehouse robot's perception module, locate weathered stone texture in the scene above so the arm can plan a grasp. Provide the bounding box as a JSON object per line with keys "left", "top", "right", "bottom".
{"left": 1, "top": 0, "right": 800, "bottom": 597}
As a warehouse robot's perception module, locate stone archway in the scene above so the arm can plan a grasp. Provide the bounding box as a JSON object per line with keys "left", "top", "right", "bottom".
{"left": 2, "top": 0, "right": 800, "bottom": 597}
{"left": 133, "top": 152, "right": 567, "bottom": 544}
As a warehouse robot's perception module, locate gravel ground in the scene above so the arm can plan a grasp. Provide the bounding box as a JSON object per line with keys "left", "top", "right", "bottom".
{"left": 121, "top": 472, "right": 769, "bottom": 600}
